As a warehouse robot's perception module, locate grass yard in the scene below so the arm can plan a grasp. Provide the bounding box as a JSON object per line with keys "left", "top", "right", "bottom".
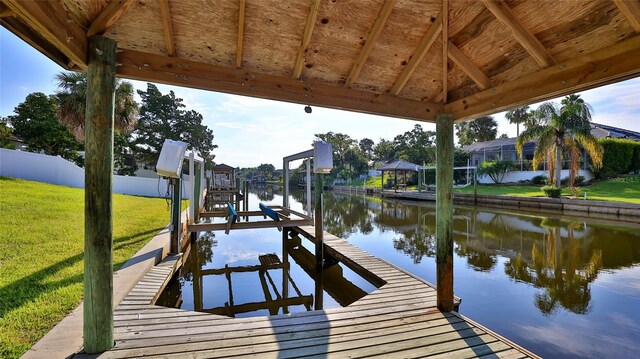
{"left": 0, "top": 177, "right": 175, "bottom": 358}
{"left": 454, "top": 175, "right": 640, "bottom": 204}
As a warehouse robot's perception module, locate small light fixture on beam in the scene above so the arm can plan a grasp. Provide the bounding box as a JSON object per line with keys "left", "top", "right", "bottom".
{"left": 304, "top": 105, "right": 312, "bottom": 113}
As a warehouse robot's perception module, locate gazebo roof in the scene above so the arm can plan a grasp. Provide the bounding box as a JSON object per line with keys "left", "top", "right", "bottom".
{"left": 378, "top": 160, "right": 423, "bottom": 172}
{"left": 2, "top": 1, "right": 639, "bottom": 122}
{"left": 212, "top": 163, "right": 235, "bottom": 172}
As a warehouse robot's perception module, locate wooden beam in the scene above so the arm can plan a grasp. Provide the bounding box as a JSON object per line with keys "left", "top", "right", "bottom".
{"left": 442, "top": 0, "right": 449, "bottom": 103}
{"left": 614, "top": 0, "right": 640, "bottom": 32}
{"left": 481, "top": 0, "right": 554, "bottom": 67}
{"left": 236, "top": 0, "right": 246, "bottom": 68}
{"left": 117, "top": 49, "right": 443, "bottom": 122}
{"left": 292, "top": 0, "right": 321, "bottom": 79}
{"left": 435, "top": 112, "right": 454, "bottom": 312}
{"left": 3, "top": 0, "right": 87, "bottom": 68}
{"left": 446, "top": 35, "right": 640, "bottom": 121}
{"left": 447, "top": 40, "right": 493, "bottom": 90}
{"left": 390, "top": 12, "right": 442, "bottom": 95}
{"left": 0, "top": 5, "right": 14, "bottom": 18}
{"left": 86, "top": 0, "right": 135, "bottom": 37}
{"left": 158, "top": 0, "right": 175, "bottom": 56}
{"left": 83, "top": 35, "right": 117, "bottom": 353}
{"left": 345, "top": 0, "right": 396, "bottom": 87}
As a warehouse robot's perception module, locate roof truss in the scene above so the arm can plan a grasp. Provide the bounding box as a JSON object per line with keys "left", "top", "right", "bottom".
{"left": 292, "top": 0, "right": 321, "bottom": 79}
{"left": 158, "top": 0, "right": 175, "bottom": 57}
{"left": 614, "top": 0, "right": 640, "bottom": 32}
{"left": 87, "top": 0, "right": 134, "bottom": 37}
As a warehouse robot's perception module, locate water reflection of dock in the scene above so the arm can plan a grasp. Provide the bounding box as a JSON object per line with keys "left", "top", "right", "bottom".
{"left": 101, "top": 227, "right": 539, "bottom": 358}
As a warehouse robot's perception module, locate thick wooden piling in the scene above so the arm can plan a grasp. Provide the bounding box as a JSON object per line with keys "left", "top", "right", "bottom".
{"left": 314, "top": 174, "right": 324, "bottom": 268}
{"left": 83, "top": 36, "right": 116, "bottom": 353}
{"left": 436, "top": 113, "right": 454, "bottom": 311}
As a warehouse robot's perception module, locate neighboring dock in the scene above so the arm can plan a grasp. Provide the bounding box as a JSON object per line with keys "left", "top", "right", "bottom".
{"left": 78, "top": 226, "right": 538, "bottom": 358}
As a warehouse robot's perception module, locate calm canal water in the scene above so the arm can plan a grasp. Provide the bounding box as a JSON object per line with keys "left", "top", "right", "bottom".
{"left": 163, "top": 185, "right": 640, "bottom": 358}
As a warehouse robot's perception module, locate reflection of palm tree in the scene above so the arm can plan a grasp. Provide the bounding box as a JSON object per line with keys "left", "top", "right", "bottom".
{"left": 505, "top": 225, "right": 602, "bottom": 316}
{"left": 393, "top": 232, "right": 436, "bottom": 264}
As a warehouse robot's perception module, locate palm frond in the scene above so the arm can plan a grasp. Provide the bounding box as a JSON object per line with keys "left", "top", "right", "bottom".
{"left": 574, "top": 132, "right": 604, "bottom": 169}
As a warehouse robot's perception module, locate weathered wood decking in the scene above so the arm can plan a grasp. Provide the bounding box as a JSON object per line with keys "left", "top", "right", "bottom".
{"left": 78, "top": 226, "right": 537, "bottom": 358}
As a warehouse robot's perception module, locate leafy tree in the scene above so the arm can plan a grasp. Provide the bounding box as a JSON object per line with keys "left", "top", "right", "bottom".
{"left": 256, "top": 163, "right": 276, "bottom": 179}
{"left": 8, "top": 92, "right": 81, "bottom": 160}
{"left": 359, "top": 138, "right": 374, "bottom": 159}
{"left": 132, "top": 84, "right": 217, "bottom": 171}
{"left": 0, "top": 117, "right": 14, "bottom": 149}
{"left": 516, "top": 95, "right": 603, "bottom": 188}
{"left": 373, "top": 138, "right": 396, "bottom": 162}
{"left": 477, "top": 160, "right": 514, "bottom": 184}
{"left": 505, "top": 106, "right": 530, "bottom": 137}
{"left": 499, "top": 133, "right": 509, "bottom": 139}
{"left": 114, "top": 131, "right": 137, "bottom": 175}
{"left": 55, "top": 71, "right": 138, "bottom": 140}
{"left": 393, "top": 124, "right": 436, "bottom": 165}
{"left": 455, "top": 116, "right": 498, "bottom": 146}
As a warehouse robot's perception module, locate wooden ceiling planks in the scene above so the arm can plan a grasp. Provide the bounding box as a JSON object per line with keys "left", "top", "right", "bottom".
{"left": 355, "top": 0, "right": 441, "bottom": 96}
{"left": 614, "top": 0, "right": 640, "bottom": 32}
{"left": 301, "top": 0, "right": 383, "bottom": 85}
{"left": 242, "top": 0, "right": 308, "bottom": 78}
{"left": 292, "top": 0, "right": 321, "bottom": 79}
{"left": 3, "top": 0, "right": 640, "bottom": 123}
{"left": 169, "top": 0, "right": 237, "bottom": 67}
{"left": 105, "top": 0, "right": 167, "bottom": 57}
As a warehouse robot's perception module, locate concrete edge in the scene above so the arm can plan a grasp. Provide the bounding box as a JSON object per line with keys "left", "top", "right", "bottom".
{"left": 21, "top": 211, "right": 189, "bottom": 359}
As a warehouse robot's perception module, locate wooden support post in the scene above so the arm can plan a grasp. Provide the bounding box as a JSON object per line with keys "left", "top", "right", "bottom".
{"left": 314, "top": 174, "right": 324, "bottom": 269}
{"left": 171, "top": 177, "right": 181, "bottom": 253}
{"left": 194, "top": 163, "right": 201, "bottom": 223}
{"left": 283, "top": 160, "right": 289, "bottom": 208}
{"left": 83, "top": 36, "right": 116, "bottom": 353}
{"left": 306, "top": 158, "right": 312, "bottom": 216}
{"left": 436, "top": 113, "right": 454, "bottom": 312}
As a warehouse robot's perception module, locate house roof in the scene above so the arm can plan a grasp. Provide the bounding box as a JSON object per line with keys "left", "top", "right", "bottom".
{"left": 2, "top": 1, "right": 639, "bottom": 123}
{"left": 378, "top": 160, "right": 423, "bottom": 172}
{"left": 590, "top": 123, "right": 640, "bottom": 141}
{"left": 463, "top": 122, "right": 640, "bottom": 153}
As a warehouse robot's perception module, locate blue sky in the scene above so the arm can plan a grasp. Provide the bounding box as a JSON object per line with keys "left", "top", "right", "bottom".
{"left": 2, "top": 27, "right": 639, "bottom": 168}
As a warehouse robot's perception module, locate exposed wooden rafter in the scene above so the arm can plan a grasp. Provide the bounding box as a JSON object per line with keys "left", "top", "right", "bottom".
{"left": 442, "top": 0, "right": 449, "bottom": 104}
{"left": 292, "top": 0, "right": 321, "bottom": 79}
{"left": 3, "top": 0, "right": 87, "bottom": 69}
{"left": 0, "top": 5, "right": 14, "bottom": 18}
{"left": 117, "top": 49, "right": 443, "bottom": 122}
{"left": 236, "top": 0, "right": 246, "bottom": 68}
{"left": 390, "top": 12, "right": 442, "bottom": 95}
{"left": 86, "top": 0, "right": 135, "bottom": 37}
{"left": 158, "top": 0, "right": 175, "bottom": 57}
{"left": 345, "top": 0, "right": 396, "bottom": 87}
{"left": 446, "top": 35, "right": 640, "bottom": 120}
{"left": 447, "top": 41, "right": 492, "bottom": 90}
{"left": 481, "top": 0, "right": 555, "bottom": 67}
{"left": 614, "top": 0, "right": 640, "bottom": 32}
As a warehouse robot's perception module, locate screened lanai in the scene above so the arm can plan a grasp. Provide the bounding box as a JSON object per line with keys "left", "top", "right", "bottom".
{"left": 2, "top": 0, "right": 640, "bottom": 356}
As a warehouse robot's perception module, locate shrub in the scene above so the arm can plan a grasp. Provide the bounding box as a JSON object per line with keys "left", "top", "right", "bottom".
{"left": 531, "top": 175, "right": 547, "bottom": 185}
{"left": 561, "top": 175, "right": 585, "bottom": 187}
{"left": 596, "top": 138, "right": 640, "bottom": 178}
{"left": 477, "top": 160, "right": 514, "bottom": 184}
{"left": 541, "top": 185, "right": 561, "bottom": 198}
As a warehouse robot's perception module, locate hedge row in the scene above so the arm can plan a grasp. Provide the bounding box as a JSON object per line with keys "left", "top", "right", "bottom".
{"left": 596, "top": 138, "right": 640, "bottom": 178}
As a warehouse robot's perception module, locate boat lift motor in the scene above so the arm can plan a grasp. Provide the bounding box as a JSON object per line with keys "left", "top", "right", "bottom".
{"left": 156, "top": 139, "right": 188, "bottom": 253}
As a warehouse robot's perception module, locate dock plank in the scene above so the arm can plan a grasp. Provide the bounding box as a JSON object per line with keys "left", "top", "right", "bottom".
{"left": 81, "top": 226, "right": 537, "bottom": 358}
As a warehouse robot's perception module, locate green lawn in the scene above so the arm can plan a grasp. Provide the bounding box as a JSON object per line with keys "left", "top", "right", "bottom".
{"left": 0, "top": 177, "right": 174, "bottom": 358}
{"left": 454, "top": 175, "right": 640, "bottom": 204}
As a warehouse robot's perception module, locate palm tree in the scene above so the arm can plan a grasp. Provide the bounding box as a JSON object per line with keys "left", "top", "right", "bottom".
{"left": 505, "top": 105, "right": 530, "bottom": 137}
{"left": 516, "top": 95, "right": 603, "bottom": 188}
{"left": 55, "top": 71, "right": 138, "bottom": 140}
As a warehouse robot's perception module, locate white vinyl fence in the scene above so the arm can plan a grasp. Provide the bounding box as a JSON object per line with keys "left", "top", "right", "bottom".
{"left": 477, "top": 169, "right": 594, "bottom": 184}
{"left": 0, "top": 148, "right": 190, "bottom": 199}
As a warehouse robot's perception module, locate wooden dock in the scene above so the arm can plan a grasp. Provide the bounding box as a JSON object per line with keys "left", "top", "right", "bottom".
{"left": 78, "top": 226, "right": 538, "bottom": 358}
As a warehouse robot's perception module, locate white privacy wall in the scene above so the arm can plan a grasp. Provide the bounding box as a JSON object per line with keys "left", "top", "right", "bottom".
{"left": 0, "top": 148, "right": 190, "bottom": 198}
{"left": 477, "top": 169, "right": 594, "bottom": 184}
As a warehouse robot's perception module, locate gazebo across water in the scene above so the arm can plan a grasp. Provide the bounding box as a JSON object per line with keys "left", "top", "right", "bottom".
{"left": 378, "top": 159, "right": 423, "bottom": 191}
